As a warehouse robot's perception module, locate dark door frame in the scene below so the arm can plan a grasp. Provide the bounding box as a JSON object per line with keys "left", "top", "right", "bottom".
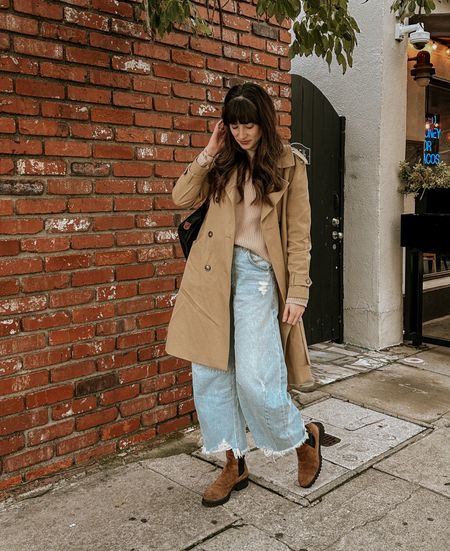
{"left": 290, "top": 74, "right": 345, "bottom": 344}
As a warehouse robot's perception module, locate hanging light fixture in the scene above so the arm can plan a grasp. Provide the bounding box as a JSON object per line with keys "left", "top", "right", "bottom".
{"left": 409, "top": 50, "right": 436, "bottom": 87}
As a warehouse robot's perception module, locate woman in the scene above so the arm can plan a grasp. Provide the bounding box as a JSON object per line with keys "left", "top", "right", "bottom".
{"left": 165, "top": 82, "right": 325, "bottom": 507}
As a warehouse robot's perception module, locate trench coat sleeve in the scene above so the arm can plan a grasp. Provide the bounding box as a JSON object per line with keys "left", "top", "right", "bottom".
{"left": 285, "top": 155, "right": 312, "bottom": 302}
{"left": 171, "top": 153, "right": 212, "bottom": 209}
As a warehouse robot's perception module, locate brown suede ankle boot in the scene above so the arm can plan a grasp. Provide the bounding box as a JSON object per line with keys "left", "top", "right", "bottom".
{"left": 296, "top": 421, "right": 325, "bottom": 488}
{"left": 202, "top": 449, "right": 249, "bottom": 507}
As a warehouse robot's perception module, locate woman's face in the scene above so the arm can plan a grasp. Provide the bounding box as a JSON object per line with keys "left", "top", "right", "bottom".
{"left": 229, "top": 122, "right": 262, "bottom": 152}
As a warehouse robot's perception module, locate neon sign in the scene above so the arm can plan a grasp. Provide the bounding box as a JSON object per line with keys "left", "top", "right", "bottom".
{"left": 423, "top": 113, "right": 440, "bottom": 166}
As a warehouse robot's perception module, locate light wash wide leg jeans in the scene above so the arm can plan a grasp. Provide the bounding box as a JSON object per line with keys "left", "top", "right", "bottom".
{"left": 191, "top": 245, "right": 308, "bottom": 459}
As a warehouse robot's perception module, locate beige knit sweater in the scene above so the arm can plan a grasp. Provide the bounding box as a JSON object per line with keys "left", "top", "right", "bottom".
{"left": 196, "top": 147, "right": 308, "bottom": 308}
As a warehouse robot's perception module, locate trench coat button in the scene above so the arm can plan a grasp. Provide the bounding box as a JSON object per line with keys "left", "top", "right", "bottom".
{"left": 208, "top": 231, "right": 213, "bottom": 237}
{"left": 306, "top": 277, "right": 311, "bottom": 284}
{"left": 204, "top": 264, "right": 211, "bottom": 271}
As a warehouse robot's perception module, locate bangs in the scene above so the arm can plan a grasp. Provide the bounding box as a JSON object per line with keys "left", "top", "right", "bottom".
{"left": 222, "top": 96, "right": 260, "bottom": 126}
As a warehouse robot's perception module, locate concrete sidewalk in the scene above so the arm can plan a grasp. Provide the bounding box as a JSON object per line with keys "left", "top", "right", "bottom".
{"left": 1, "top": 342, "right": 449, "bottom": 551}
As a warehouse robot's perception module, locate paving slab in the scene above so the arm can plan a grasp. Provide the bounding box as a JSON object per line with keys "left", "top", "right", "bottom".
{"left": 300, "top": 398, "right": 425, "bottom": 470}
{"left": 326, "top": 346, "right": 360, "bottom": 356}
{"left": 190, "top": 523, "right": 292, "bottom": 550}
{"left": 309, "top": 349, "right": 349, "bottom": 362}
{"left": 302, "top": 397, "right": 386, "bottom": 430}
{"left": 398, "top": 345, "right": 450, "bottom": 377}
{"left": 142, "top": 453, "right": 220, "bottom": 495}
{"left": 321, "top": 486, "right": 450, "bottom": 551}
{"left": 289, "top": 388, "right": 330, "bottom": 407}
{"left": 223, "top": 469, "right": 450, "bottom": 551}
{"left": 0, "top": 462, "right": 237, "bottom": 551}
{"left": 375, "top": 427, "right": 450, "bottom": 498}
{"left": 243, "top": 447, "right": 348, "bottom": 502}
{"left": 325, "top": 363, "right": 450, "bottom": 424}
{"left": 346, "top": 356, "right": 389, "bottom": 369}
{"left": 310, "top": 362, "right": 359, "bottom": 385}
{"left": 309, "top": 342, "right": 331, "bottom": 350}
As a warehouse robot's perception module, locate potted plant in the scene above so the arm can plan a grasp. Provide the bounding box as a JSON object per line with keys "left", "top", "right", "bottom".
{"left": 398, "top": 160, "right": 450, "bottom": 213}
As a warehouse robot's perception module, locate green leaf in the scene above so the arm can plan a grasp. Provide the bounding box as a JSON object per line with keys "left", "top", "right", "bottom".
{"left": 142, "top": 0, "right": 446, "bottom": 76}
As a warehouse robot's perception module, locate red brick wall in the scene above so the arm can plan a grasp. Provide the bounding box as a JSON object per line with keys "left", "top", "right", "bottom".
{"left": 0, "top": 0, "right": 292, "bottom": 494}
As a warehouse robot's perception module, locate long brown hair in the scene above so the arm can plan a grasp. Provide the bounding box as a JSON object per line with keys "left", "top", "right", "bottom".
{"left": 207, "top": 82, "right": 285, "bottom": 206}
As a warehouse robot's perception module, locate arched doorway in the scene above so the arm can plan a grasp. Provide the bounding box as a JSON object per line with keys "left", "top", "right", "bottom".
{"left": 291, "top": 74, "right": 345, "bottom": 344}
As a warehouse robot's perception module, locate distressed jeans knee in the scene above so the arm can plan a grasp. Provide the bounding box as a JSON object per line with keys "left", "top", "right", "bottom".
{"left": 192, "top": 245, "right": 308, "bottom": 459}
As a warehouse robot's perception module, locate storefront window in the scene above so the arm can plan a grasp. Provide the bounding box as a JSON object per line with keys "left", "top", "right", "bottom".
{"left": 427, "top": 81, "right": 450, "bottom": 166}
{"left": 423, "top": 79, "right": 450, "bottom": 277}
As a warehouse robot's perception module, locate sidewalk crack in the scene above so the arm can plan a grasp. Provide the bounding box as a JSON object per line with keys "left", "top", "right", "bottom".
{"left": 321, "top": 487, "right": 419, "bottom": 550}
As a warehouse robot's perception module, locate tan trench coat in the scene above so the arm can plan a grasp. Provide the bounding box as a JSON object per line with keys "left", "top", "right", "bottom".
{"left": 165, "top": 143, "right": 313, "bottom": 385}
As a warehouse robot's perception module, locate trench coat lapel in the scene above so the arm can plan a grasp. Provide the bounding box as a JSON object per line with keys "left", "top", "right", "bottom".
{"left": 262, "top": 145, "right": 295, "bottom": 220}
{"left": 225, "top": 167, "right": 238, "bottom": 205}
{"left": 260, "top": 177, "right": 289, "bottom": 221}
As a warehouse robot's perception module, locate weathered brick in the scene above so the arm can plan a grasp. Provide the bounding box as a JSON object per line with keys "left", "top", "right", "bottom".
{"left": 75, "top": 441, "right": 116, "bottom": 464}
{"left": 67, "top": 85, "right": 111, "bottom": 104}
{"left": 41, "top": 21, "right": 88, "bottom": 45}
{"left": 14, "top": 0, "right": 63, "bottom": 20}
{"left": 50, "top": 359, "right": 96, "bottom": 382}
{"left": 27, "top": 419, "right": 74, "bottom": 447}
{"left": 0, "top": 396, "right": 24, "bottom": 417}
{"left": 1, "top": 412, "right": 48, "bottom": 446}
{"left": 0, "top": 55, "right": 37, "bottom": 75}
{"left": 117, "top": 427, "right": 156, "bottom": 450}
{"left": 19, "top": 119, "right": 69, "bottom": 136}
{"left": 56, "top": 429, "right": 99, "bottom": 454}
{"left": 64, "top": 6, "right": 109, "bottom": 31}
{"left": 52, "top": 396, "right": 97, "bottom": 420}
{"left": 22, "top": 311, "right": 70, "bottom": 331}
{"left": 22, "top": 272, "right": 70, "bottom": 292}
{"left": 157, "top": 415, "right": 192, "bottom": 435}
{"left": 15, "top": 78, "right": 64, "bottom": 98}
{"left": 71, "top": 268, "right": 115, "bottom": 291}
{"left": 75, "top": 407, "right": 117, "bottom": 431}
{"left": 141, "top": 404, "right": 177, "bottom": 427}
{"left": 89, "top": 32, "right": 131, "bottom": 53}
{"left": 25, "top": 456, "right": 74, "bottom": 482}
{"left": 0, "top": 433, "right": 25, "bottom": 456}
{"left": 113, "top": 162, "right": 152, "bottom": 177}
{"left": 92, "top": 0, "right": 133, "bottom": 17}
{"left": 112, "top": 55, "right": 152, "bottom": 74}
{"left": 48, "top": 325, "right": 94, "bottom": 346}
{"left": 100, "top": 417, "right": 140, "bottom": 440}
{"left": 24, "top": 347, "right": 72, "bottom": 370}
{"left": 14, "top": 36, "right": 63, "bottom": 59}
{"left": 0, "top": 12, "right": 39, "bottom": 35}
{"left": 16, "top": 158, "right": 66, "bottom": 175}
{"left": 152, "top": 63, "right": 188, "bottom": 81}
{"left": 66, "top": 45, "right": 109, "bottom": 67}
{"left": 49, "top": 288, "right": 94, "bottom": 308}
{"left": 90, "top": 68, "right": 131, "bottom": 89}
{"left": 119, "top": 394, "right": 156, "bottom": 417}
{"left": 75, "top": 372, "right": 119, "bottom": 397}
{"left": 3, "top": 445, "right": 53, "bottom": 472}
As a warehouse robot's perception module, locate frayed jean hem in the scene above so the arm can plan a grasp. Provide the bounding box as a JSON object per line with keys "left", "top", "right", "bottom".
{"left": 201, "top": 440, "right": 251, "bottom": 459}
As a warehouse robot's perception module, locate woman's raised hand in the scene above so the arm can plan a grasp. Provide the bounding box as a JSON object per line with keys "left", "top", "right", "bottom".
{"left": 206, "top": 119, "right": 226, "bottom": 157}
